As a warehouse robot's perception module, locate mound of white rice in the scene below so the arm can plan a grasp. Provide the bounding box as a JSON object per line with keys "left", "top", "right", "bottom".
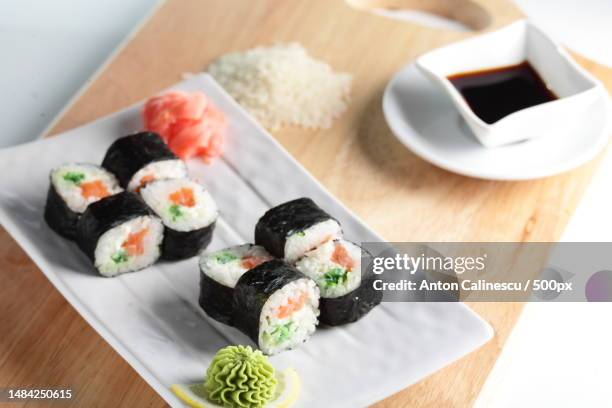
{"left": 208, "top": 43, "right": 352, "bottom": 130}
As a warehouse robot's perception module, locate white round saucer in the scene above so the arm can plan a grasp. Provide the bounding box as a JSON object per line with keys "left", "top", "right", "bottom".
{"left": 383, "top": 63, "right": 611, "bottom": 180}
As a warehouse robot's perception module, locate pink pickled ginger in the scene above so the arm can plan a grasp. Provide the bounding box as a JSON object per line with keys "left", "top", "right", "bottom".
{"left": 142, "top": 90, "right": 226, "bottom": 162}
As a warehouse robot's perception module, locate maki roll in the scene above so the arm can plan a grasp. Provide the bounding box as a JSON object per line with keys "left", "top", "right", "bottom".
{"left": 295, "top": 239, "right": 382, "bottom": 326}
{"left": 233, "top": 259, "right": 320, "bottom": 355}
{"left": 44, "top": 163, "right": 122, "bottom": 239}
{"left": 198, "top": 244, "right": 273, "bottom": 324}
{"left": 255, "top": 198, "right": 342, "bottom": 262}
{"left": 76, "top": 191, "right": 164, "bottom": 277}
{"left": 101, "top": 132, "right": 187, "bottom": 191}
{"left": 141, "top": 179, "right": 218, "bottom": 260}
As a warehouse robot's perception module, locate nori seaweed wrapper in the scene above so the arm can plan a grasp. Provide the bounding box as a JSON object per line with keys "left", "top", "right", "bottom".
{"left": 319, "top": 246, "right": 382, "bottom": 326}
{"left": 76, "top": 191, "right": 155, "bottom": 263}
{"left": 255, "top": 198, "right": 338, "bottom": 258}
{"left": 232, "top": 260, "right": 310, "bottom": 347}
{"left": 161, "top": 222, "right": 216, "bottom": 261}
{"left": 44, "top": 182, "right": 80, "bottom": 240}
{"left": 101, "top": 132, "right": 179, "bottom": 187}
{"left": 198, "top": 270, "right": 235, "bottom": 325}
{"left": 319, "top": 276, "right": 382, "bottom": 326}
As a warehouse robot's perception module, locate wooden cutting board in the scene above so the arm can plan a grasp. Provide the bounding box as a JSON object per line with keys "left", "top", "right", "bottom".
{"left": 2, "top": 0, "right": 611, "bottom": 406}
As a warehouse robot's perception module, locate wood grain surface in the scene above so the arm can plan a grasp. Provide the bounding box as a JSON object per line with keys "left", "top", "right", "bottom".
{"left": 2, "top": 0, "right": 611, "bottom": 406}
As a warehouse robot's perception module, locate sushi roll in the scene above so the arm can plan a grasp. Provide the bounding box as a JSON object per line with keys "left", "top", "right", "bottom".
{"left": 76, "top": 191, "right": 164, "bottom": 277}
{"left": 44, "top": 163, "right": 122, "bottom": 239}
{"left": 198, "top": 244, "right": 273, "bottom": 324}
{"left": 295, "top": 239, "right": 382, "bottom": 326}
{"left": 255, "top": 198, "right": 342, "bottom": 263}
{"left": 141, "top": 179, "right": 218, "bottom": 260}
{"left": 233, "top": 259, "right": 320, "bottom": 355}
{"left": 101, "top": 132, "right": 188, "bottom": 191}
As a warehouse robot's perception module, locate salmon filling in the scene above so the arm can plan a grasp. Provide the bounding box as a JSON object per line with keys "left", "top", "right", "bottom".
{"left": 122, "top": 228, "right": 149, "bottom": 256}
{"left": 167, "top": 187, "right": 196, "bottom": 221}
{"left": 80, "top": 180, "right": 110, "bottom": 200}
{"left": 240, "top": 255, "right": 268, "bottom": 270}
{"left": 331, "top": 243, "right": 355, "bottom": 270}
{"left": 276, "top": 292, "right": 308, "bottom": 319}
{"left": 110, "top": 228, "right": 149, "bottom": 264}
{"left": 169, "top": 187, "right": 196, "bottom": 207}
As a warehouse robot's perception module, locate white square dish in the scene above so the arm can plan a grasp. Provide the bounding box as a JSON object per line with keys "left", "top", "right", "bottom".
{"left": 0, "top": 74, "right": 492, "bottom": 407}
{"left": 416, "top": 20, "right": 605, "bottom": 147}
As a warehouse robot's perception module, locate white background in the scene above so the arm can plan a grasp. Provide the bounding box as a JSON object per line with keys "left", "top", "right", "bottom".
{"left": 0, "top": 0, "right": 611, "bottom": 406}
{"left": 0, "top": 0, "right": 159, "bottom": 148}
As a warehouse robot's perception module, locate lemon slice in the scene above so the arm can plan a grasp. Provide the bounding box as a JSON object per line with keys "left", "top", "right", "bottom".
{"left": 268, "top": 367, "right": 301, "bottom": 408}
{"left": 170, "top": 383, "right": 209, "bottom": 408}
{"left": 171, "top": 368, "right": 301, "bottom": 408}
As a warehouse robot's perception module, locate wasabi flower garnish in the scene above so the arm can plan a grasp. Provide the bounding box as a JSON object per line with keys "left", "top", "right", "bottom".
{"left": 205, "top": 345, "right": 277, "bottom": 408}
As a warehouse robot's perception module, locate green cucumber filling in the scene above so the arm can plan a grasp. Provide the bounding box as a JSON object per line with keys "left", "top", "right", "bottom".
{"left": 168, "top": 204, "right": 183, "bottom": 221}
{"left": 214, "top": 251, "right": 238, "bottom": 264}
{"left": 63, "top": 171, "right": 85, "bottom": 185}
{"left": 294, "top": 230, "right": 305, "bottom": 237}
{"left": 111, "top": 250, "right": 129, "bottom": 264}
{"left": 264, "top": 321, "right": 294, "bottom": 345}
{"left": 321, "top": 267, "right": 348, "bottom": 288}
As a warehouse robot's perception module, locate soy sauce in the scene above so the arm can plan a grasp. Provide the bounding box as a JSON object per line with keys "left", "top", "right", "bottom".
{"left": 448, "top": 62, "right": 557, "bottom": 124}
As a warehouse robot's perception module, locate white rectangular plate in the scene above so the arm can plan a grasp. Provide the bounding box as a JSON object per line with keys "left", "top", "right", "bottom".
{"left": 0, "top": 74, "right": 492, "bottom": 407}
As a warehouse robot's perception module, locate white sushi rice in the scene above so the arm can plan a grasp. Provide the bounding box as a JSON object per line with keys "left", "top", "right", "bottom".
{"left": 200, "top": 244, "right": 273, "bottom": 287}
{"left": 51, "top": 163, "right": 122, "bottom": 213}
{"left": 295, "top": 239, "right": 362, "bottom": 298}
{"left": 259, "top": 278, "right": 319, "bottom": 355}
{"left": 126, "top": 159, "right": 187, "bottom": 191}
{"left": 284, "top": 219, "right": 342, "bottom": 263}
{"left": 141, "top": 178, "right": 218, "bottom": 232}
{"left": 208, "top": 43, "right": 352, "bottom": 130}
{"left": 94, "top": 215, "right": 164, "bottom": 277}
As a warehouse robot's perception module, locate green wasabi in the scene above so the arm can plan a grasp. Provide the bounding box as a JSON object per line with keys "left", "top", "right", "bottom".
{"left": 205, "top": 345, "right": 277, "bottom": 408}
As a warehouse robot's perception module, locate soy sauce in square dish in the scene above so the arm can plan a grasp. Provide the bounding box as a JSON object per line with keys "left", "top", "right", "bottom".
{"left": 448, "top": 61, "right": 557, "bottom": 124}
